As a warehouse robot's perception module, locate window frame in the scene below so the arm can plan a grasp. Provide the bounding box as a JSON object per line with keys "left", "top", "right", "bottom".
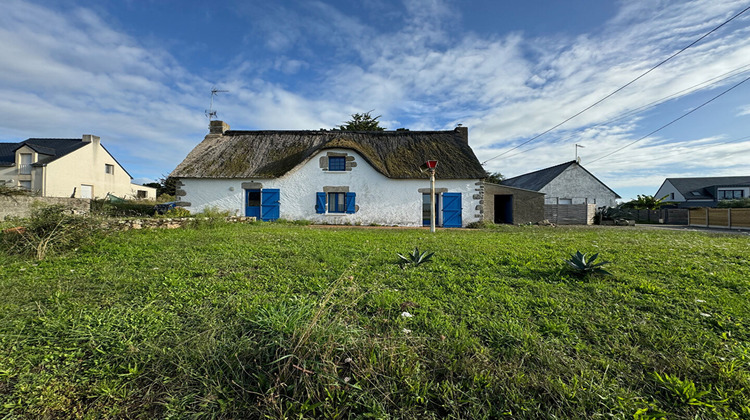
{"left": 328, "top": 156, "right": 346, "bottom": 171}
{"left": 718, "top": 189, "right": 744, "bottom": 200}
{"left": 105, "top": 164, "right": 115, "bottom": 174}
{"left": 328, "top": 192, "right": 346, "bottom": 213}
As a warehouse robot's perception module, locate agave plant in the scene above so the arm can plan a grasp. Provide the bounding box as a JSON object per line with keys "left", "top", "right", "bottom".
{"left": 565, "top": 251, "right": 611, "bottom": 276}
{"left": 397, "top": 247, "right": 435, "bottom": 267}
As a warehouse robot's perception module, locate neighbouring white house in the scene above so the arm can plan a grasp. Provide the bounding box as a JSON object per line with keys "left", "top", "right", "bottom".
{"left": 655, "top": 176, "right": 750, "bottom": 208}
{"left": 0, "top": 135, "right": 156, "bottom": 199}
{"left": 170, "top": 121, "right": 487, "bottom": 227}
{"left": 501, "top": 160, "right": 620, "bottom": 207}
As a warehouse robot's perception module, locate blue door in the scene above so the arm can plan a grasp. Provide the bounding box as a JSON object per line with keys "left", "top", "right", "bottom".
{"left": 245, "top": 189, "right": 280, "bottom": 221}
{"left": 245, "top": 189, "right": 261, "bottom": 219}
{"left": 442, "top": 192, "right": 462, "bottom": 228}
{"left": 260, "top": 189, "right": 280, "bottom": 221}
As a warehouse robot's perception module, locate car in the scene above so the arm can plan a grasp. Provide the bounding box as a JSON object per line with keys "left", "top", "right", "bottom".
{"left": 153, "top": 201, "right": 178, "bottom": 215}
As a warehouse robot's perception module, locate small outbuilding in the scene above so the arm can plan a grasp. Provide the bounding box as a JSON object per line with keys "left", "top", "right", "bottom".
{"left": 502, "top": 160, "right": 620, "bottom": 207}
{"left": 482, "top": 183, "right": 545, "bottom": 224}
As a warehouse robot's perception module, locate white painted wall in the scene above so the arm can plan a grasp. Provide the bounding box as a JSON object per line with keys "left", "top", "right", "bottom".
{"left": 541, "top": 165, "right": 619, "bottom": 207}
{"left": 180, "top": 148, "right": 481, "bottom": 227}
{"left": 655, "top": 180, "right": 685, "bottom": 203}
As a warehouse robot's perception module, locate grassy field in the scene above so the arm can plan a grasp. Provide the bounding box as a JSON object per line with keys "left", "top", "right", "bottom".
{"left": 1, "top": 222, "right": 748, "bottom": 419}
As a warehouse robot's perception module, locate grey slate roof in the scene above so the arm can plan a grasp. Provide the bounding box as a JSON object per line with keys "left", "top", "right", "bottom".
{"left": 501, "top": 160, "right": 621, "bottom": 198}
{"left": 171, "top": 128, "right": 486, "bottom": 180}
{"left": 0, "top": 137, "right": 132, "bottom": 178}
{"left": 0, "top": 138, "right": 88, "bottom": 166}
{"left": 666, "top": 176, "right": 750, "bottom": 199}
{"left": 501, "top": 161, "right": 574, "bottom": 191}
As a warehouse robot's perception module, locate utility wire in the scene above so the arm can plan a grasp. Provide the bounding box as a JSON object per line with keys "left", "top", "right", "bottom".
{"left": 587, "top": 75, "right": 750, "bottom": 164}
{"left": 481, "top": 4, "right": 750, "bottom": 165}
{"left": 610, "top": 134, "right": 750, "bottom": 165}
{"left": 496, "top": 64, "right": 750, "bottom": 161}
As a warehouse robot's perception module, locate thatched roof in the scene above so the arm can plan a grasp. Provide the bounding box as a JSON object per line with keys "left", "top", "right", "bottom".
{"left": 171, "top": 128, "right": 486, "bottom": 179}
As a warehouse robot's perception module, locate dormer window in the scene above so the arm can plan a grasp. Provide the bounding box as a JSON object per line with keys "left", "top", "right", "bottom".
{"left": 105, "top": 164, "right": 114, "bottom": 174}
{"left": 328, "top": 156, "right": 346, "bottom": 171}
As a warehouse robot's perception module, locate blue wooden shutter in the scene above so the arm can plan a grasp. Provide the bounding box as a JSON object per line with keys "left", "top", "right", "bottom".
{"left": 260, "top": 189, "right": 280, "bottom": 221}
{"left": 442, "top": 192, "right": 462, "bottom": 228}
{"left": 315, "top": 192, "right": 326, "bottom": 214}
{"left": 345, "top": 192, "right": 356, "bottom": 214}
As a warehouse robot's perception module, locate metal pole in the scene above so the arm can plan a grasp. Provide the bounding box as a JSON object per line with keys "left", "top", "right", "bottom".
{"left": 430, "top": 169, "right": 436, "bottom": 233}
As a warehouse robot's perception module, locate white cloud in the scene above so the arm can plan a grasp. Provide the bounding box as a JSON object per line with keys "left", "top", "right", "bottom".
{"left": 1, "top": 0, "right": 749, "bottom": 192}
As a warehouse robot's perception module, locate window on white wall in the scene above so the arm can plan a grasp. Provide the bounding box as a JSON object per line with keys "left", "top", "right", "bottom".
{"left": 315, "top": 192, "right": 356, "bottom": 214}
{"left": 105, "top": 164, "right": 114, "bottom": 174}
{"left": 19, "top": 153, "right": 32, "bottom": 174}
{"left": 328, "top": 157, "right": 346, "bottom": 171}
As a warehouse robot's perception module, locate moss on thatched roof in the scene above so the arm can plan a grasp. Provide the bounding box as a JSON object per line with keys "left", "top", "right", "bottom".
{"left": 171, "top": 129, "right": 486, "bottom": 179}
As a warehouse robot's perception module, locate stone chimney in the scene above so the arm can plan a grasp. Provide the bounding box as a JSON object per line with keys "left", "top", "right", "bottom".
{"left": 82, "top": 134, "right": 100, "bottom": 147}
{"left": 454, "top": 126, "right": 468, "bottom": 143}
{"left": 209, "top": 120, "right": 230, "bottom": 135}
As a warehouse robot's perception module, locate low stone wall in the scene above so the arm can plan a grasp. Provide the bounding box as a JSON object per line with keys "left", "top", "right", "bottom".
{"left": 100, "top": 216, "right": 257, "bottom": 231}
{"left": 0, "top": 196, "right": 90, "bottom": 220}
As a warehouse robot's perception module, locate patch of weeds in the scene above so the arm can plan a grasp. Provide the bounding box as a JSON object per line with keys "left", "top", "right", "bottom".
{"left": 0, "top": 203, "right": 101, "bottom": 260}
{"left": 159, "top": 207, "right": 191, "bottom": 218}
{"left": 190, "top": 206, "right": 230, "bottom": 228}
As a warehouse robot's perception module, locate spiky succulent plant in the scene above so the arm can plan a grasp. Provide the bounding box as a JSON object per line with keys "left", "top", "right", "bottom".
{"left": 397, "top": 247, "right": 435, "bottom": 268}
{"left": 565, "top": 251, "right": 611, "bottom": 276}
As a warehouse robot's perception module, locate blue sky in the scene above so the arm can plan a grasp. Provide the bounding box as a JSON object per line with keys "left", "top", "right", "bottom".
{"left": 1, "top": 0, "right": 749, "bottom": 201}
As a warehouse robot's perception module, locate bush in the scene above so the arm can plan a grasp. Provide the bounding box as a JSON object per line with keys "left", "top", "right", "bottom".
{"left": 91, "top": 199, "right": 157, "bottom": 217}
{"left": 466, "top": 220, "right": 496, "bottom": 229}
{"left": 716, "top": 198, "right": 750, "bottom": 208}
{"left": 1, "top": 204, "right": 101, "bottom": 259}
{"left": 160, "top": 207, "right": 191, "bottom": 218}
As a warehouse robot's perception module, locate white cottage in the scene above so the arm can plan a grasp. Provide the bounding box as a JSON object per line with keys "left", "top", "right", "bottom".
{"left": 171, "top": 121, "right": 487, "bottom": 227}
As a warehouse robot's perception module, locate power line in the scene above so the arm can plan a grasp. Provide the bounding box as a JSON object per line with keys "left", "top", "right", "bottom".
{"left": 598, "top": 134, "right": 750, "bottom": 166}
{"left": 493, "top": 64, "right": 750, "bottom": 161}
{"left": 587, "top": 75, "right": 750, "bottom": 164}
{"left": 481, "top": 4, "right": 750, "bottom": 165}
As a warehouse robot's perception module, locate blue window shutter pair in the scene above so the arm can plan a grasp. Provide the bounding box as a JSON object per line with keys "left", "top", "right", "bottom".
{"left": 315, "top": 191, "right": 355, "bottom": 214}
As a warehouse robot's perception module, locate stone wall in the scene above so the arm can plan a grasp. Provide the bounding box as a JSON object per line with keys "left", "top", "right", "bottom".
{"left": 100, "top": 216, "right": 257, "bottom": 231}
{"left": 0, "top": 196, "right": 90, "bottom": 220}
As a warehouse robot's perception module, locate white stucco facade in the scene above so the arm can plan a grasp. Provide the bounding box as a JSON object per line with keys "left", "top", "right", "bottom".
{"left": 655, "top": 180, "right": 684, "bottom": 204}
{"left": 179, "top": 148, "right": 481, "bottom": 227}
{"left": 541, "top": 165, "right": 619, "bottom": 207}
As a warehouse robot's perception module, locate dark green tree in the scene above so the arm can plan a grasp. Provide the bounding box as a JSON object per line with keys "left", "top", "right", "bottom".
{"left": 338, "top": 111, "right": 386, "bottom": 131}
{"left": 620, "top": 194, "right": 669, "bottom": 210}
{"left": 144, "top": 176, "right": 178, "bottom": 198}
{"left": 484, "top": 171, "right": 505, "bottom": 184}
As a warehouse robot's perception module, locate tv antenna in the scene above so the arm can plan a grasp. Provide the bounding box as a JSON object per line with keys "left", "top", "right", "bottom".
{"left": 205, "top": 86, "right": 228, "bottom": 120}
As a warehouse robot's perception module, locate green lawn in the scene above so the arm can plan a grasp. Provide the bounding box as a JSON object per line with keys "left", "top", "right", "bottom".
{"left": 1, "top": 223, "right": 748, "bottom": 419}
